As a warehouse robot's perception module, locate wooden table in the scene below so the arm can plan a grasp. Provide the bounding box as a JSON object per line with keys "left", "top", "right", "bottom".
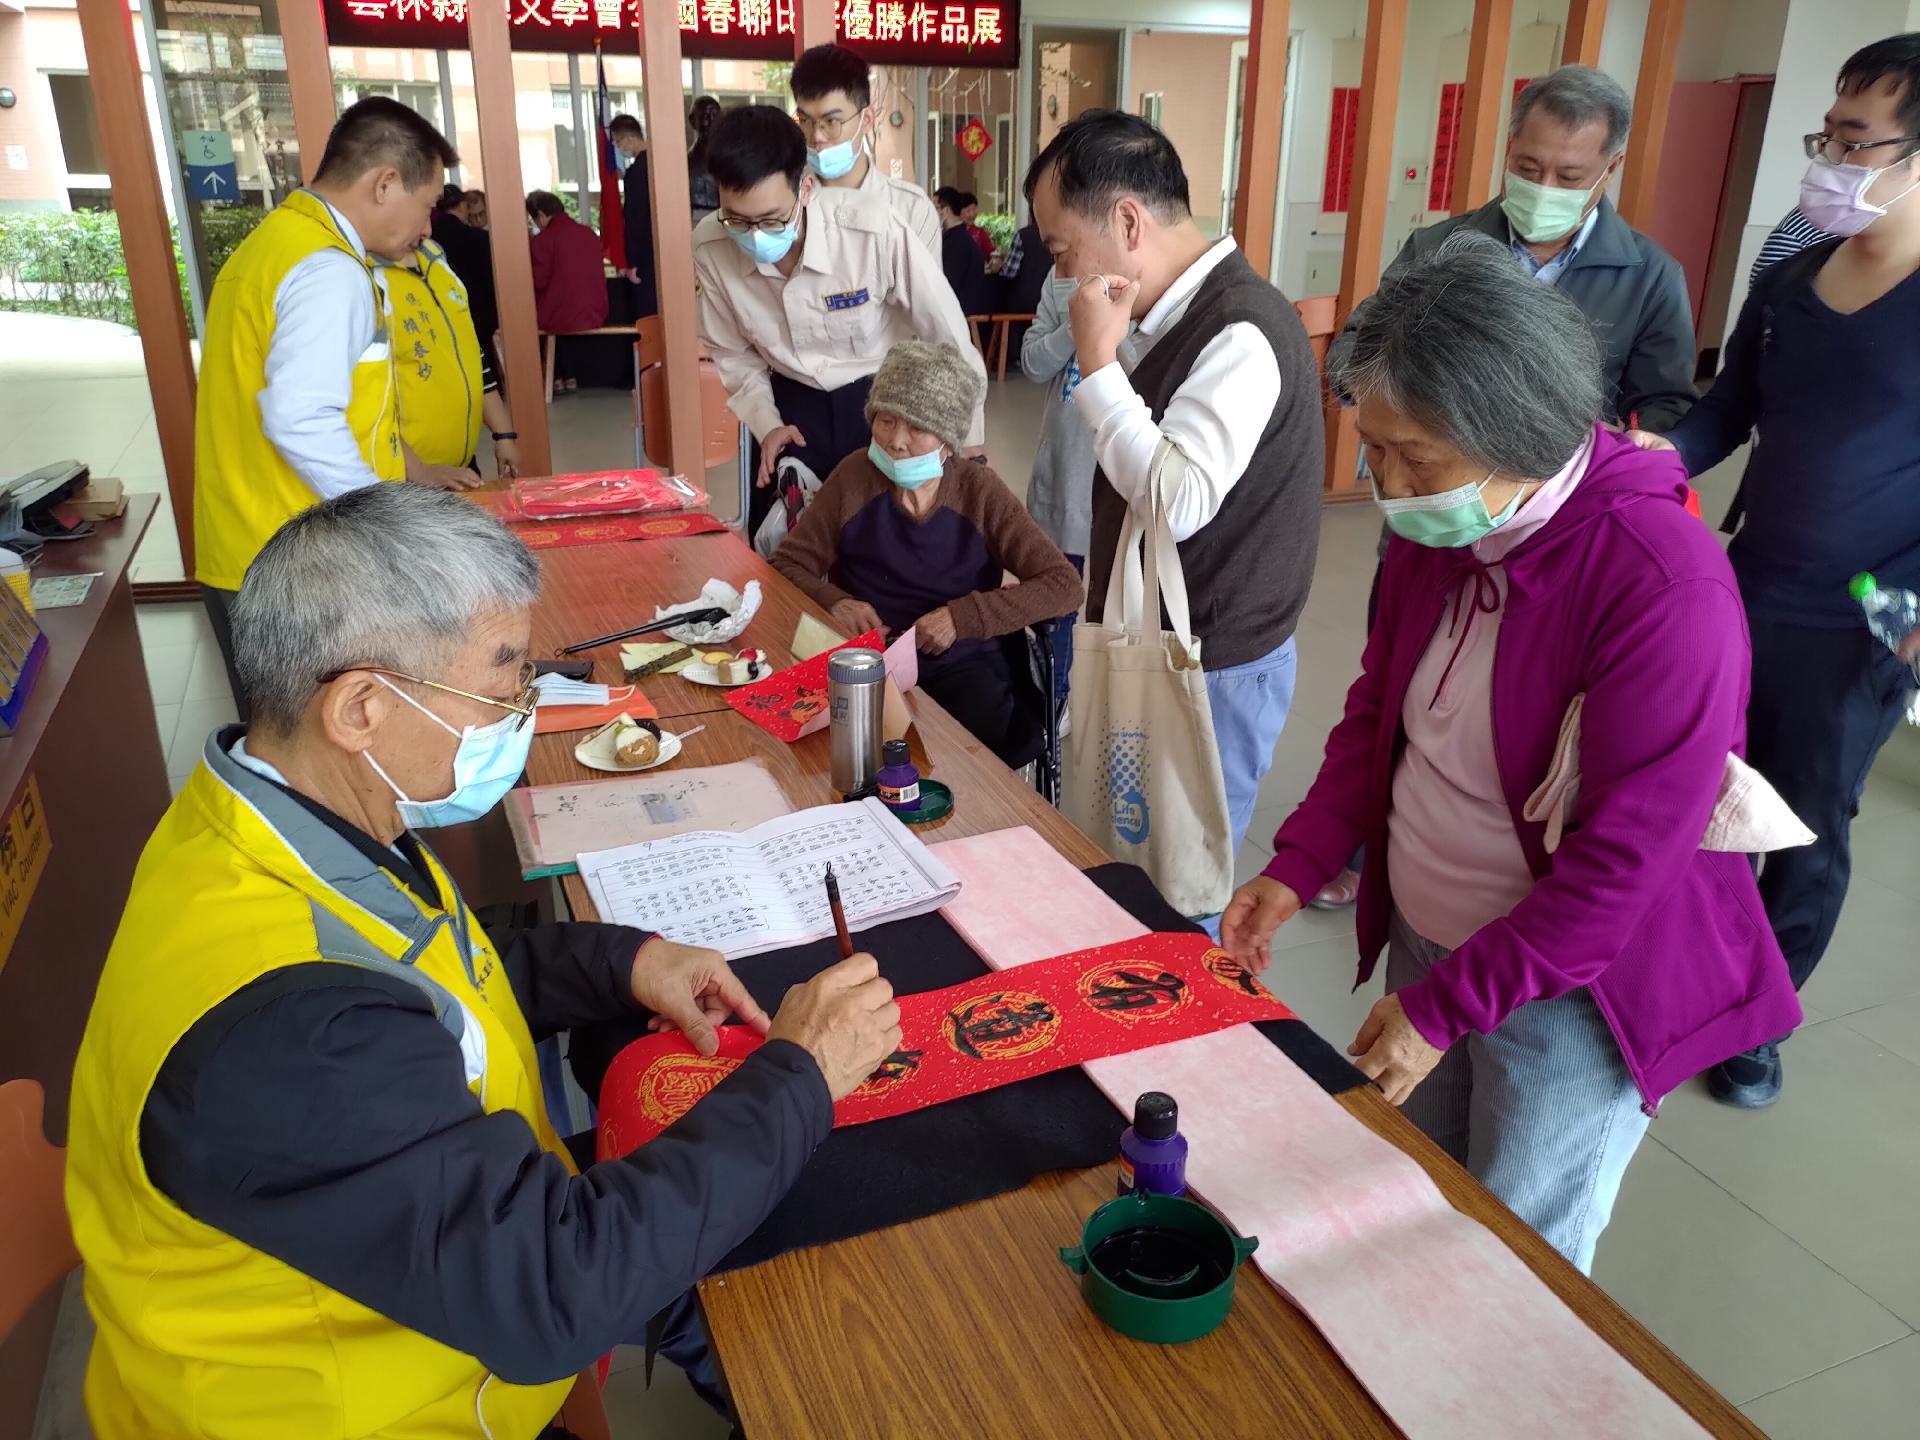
{"left": 522, "top": 528, "right": 1760, "bottom": 1440}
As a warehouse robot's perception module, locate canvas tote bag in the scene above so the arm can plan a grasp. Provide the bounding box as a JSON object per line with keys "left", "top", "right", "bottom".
{"left": 1063, "top": 442, "right": 1234, "bottom": 916}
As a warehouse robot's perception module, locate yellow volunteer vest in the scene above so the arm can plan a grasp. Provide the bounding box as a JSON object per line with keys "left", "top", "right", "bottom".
{"left": 66, "top": 736, "right": 575, "bottom": 1438}
{"left": 193, "top": 190, "right": 404, "bottom": 591}
{"left": 383, "top": 243, "right": 485, "bottom": 469}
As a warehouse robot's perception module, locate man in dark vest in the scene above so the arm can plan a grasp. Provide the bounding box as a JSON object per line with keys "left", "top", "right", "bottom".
{"left": 1026, "top": 110, "right": 1325, "bottom": 922}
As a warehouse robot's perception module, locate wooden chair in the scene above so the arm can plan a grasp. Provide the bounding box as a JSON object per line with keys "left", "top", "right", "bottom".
{"left": 1293, "top": 295, "right": 1338, "bottom": 375}
{"left": 985, "top": 312, "right": 1036, "bottom": 382}
{"left": 966, "top": 315, "right": 991, "bottom": 363}
{"left": 630, "top": 324, "right": 749, "bottom": 523}
{"left": 0, "top": 1079, "right": 78, "bottom": 1345}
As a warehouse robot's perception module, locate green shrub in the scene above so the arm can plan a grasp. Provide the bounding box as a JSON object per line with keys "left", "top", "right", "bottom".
{"left": 0, "top": 204, "right": 270, "bottom": 332}
{"left": 981, "top": 211, "right": 1017, "bottom": 251}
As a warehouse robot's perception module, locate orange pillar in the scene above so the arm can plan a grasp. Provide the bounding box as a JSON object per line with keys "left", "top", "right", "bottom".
{"left": 279, "top": 0, "right": 337, "bottom": 183}
{"left": 1324, "top": 0, "right": 1408, "bottom": 501}
{"left": 74, "top": 0, "right": 199, "bottom": 575}
{"left": 1563, "top": 0, "right": 1607, "bottom": 67}
{"left": 1617, "top": 0, "right": 1687, "bottom": 229}
{"left": 1230, "top": 0, "right": 1292, "bottom": 275}
{"left": 1450, "top": 0, "right": 1513, "bottom": 214}
{"left": 638, "top": 0, "right": 704, "bottom": 482}
{"left": 797, "top": 0, "right": 835, "bottom": 54}
{"left": 466, "top": 1, "right": 552, "bottom": 476}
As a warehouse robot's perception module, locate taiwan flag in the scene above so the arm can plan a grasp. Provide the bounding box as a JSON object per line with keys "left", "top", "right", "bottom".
{"left": 595, "top": 44, "right": 625, "bottom": 271}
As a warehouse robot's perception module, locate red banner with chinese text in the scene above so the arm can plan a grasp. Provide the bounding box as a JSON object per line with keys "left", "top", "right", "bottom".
{"left": 508, "top": 511, "right": 729, "bottom": 548}
{"left": 1322, "top": 86, "right": 1359, "bottom": 214}
{"left": 596, "top": 933, "right": 1296, "bottom": 1157}
{"left": 320, "top": 0, "right": 1020, "bottom": 66}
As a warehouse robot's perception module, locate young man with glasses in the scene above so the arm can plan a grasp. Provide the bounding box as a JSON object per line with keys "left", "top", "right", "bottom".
{"left": 1633, "top": 33, "right": 1920, "bottom": 1110}
{"left": 694, "top": 104, "right": 984, "bottom": 542}
{"left": 790, "top": 43, "right": 941, "bottom": 254}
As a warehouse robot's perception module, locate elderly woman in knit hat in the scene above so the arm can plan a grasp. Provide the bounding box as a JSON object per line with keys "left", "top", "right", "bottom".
{"left": 772, "top": 340, "right": 1083, "bottom": 765}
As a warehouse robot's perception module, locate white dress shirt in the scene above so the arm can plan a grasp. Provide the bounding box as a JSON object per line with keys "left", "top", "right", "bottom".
{"left": 693, "top": 186, "right": 985, "bottom": 447}
{"left": 1070, "top": 237, "right": 1284, "bottom": 543}
{"left": 258, "top": 196, "right": 388, "bottom": 500}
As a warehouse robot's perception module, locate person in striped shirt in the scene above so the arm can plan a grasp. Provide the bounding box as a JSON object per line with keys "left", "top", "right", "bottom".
{"left": 1748, "top": 206, "right": 1836, "bottom": 286}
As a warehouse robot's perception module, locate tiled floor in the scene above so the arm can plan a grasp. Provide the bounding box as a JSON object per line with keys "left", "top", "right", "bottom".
{"left": 82, "top": 371, "right": 1920, "bottom": 1437}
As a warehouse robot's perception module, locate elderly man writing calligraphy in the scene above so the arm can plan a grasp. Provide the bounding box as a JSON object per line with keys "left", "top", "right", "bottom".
{"left": 65, "top": 484, "right": 900, "bottom": 1438}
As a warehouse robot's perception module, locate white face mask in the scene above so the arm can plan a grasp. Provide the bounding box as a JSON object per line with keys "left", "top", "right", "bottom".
{"left": 1799, "top": 153, "right": 1920, "bottom": 237}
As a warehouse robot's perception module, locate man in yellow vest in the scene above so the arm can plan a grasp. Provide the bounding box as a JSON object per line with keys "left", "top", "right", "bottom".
{"left": 380, "top": 243, "right": 522, "bottom": 480}
{"left": 193, "top": 96, "right": 457, "bottom": 720}
{"left": 67, "top": 484, "right": 901, "bottom": 1438}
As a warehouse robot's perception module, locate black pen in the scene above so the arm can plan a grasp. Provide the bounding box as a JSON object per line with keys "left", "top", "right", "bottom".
{"left": 559, "top": 606, "right": 731, "bottom": 655}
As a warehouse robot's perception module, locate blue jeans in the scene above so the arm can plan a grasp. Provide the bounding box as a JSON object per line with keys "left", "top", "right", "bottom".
{"left": 1205, "top": 637, "right": 1298, "bottom": 863}
{"left": 1197, "top": 637, "right": 1298, "bottom": 937}
{"left": 1047, "top": 554, "right": 1086, "bottom": 711}
{"left": 1387, "top": 910, "right": 1650, "bottom": 1275}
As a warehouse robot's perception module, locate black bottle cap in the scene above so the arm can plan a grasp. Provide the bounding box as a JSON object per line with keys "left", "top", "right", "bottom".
{"left": 1132, "top": 1091, "right": 1177, "bottom": 1140}
{"left": 882, "top": 738, "right": 912, "bottom": 766}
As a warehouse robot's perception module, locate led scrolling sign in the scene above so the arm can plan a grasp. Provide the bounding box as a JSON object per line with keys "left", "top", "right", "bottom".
{"left": 320, "top": 0, "right": 1021, "bottom": 67}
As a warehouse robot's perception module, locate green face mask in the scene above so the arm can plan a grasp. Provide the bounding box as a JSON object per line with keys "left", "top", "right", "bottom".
{"left": 1372, "top": 471, "right": 1526, "bottom": 549}
{"left": 1500, "top": 169, "right": 1605, "bottom": 244}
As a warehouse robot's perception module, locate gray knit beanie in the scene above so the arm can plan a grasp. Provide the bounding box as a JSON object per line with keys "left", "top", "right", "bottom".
{"left": 864, "top": 340, "right": 983, "bottom": 455}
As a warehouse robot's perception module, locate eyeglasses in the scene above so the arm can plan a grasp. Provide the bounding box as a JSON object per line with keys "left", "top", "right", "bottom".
{"left": 716, "top": 202, "right": 801, "bottom": 235}
{"left": 1804, "top": 131, "right": 1920, "bottom": 165}
{"left": 322, "top": 660, "right": 540, "bottom": 731}
{"left": 795, "top": 109, "right": 863, "bottom": 144}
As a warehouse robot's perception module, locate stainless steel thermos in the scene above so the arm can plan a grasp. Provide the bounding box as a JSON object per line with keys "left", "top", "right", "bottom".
{"left": 828, "top": 648, "right": 886, "bottom": 798}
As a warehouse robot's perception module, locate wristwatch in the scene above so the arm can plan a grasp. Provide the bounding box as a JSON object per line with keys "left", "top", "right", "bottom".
{"left": 492, "top": 431, "right": 519, "bottom": 441}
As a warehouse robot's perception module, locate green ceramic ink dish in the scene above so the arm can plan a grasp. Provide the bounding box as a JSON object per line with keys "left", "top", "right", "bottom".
{"left": 1058, "top": 1191, "right": 1259, "bottom": 1344}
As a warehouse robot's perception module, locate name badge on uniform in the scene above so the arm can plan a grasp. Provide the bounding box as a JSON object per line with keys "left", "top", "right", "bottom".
{"left": 825, "top": 288, "right": 871, "bottom": 311}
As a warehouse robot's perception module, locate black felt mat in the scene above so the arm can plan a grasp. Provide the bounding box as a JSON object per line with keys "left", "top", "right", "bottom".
{"left": 568, "top": 863, "right": 1367, "bottom": 1272}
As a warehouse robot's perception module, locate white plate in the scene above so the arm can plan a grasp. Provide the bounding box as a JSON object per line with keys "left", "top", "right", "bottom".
{"left": 573, "top": 719, "right": 685, "bottom": 773}
{"left": 678, "top": 658, "right": 772, "bottom": 688}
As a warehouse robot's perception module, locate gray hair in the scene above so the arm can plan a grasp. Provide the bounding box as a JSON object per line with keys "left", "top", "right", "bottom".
{"left": 1329, "top": 232, "right": 1604, "bottom": 480}
{"left": 232, "top": 484, "right": 542, "bottom": 734}
{"left": 1510, "top": 65, "right": 1632, "bottom": 155}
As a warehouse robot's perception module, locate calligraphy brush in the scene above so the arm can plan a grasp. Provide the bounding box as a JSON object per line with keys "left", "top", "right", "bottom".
{"left": 824, "top": 863, "right": 855, "bottom": 959}
{"left": 559, "top": 606, "right": 731, "bottom": 655}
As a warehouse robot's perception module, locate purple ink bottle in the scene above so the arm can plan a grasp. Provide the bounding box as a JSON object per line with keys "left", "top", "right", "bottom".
{"left": 1117, "top": 1091, "right": 1187, "bottom": 1198}
{"left": 875, "top": 739, "right": 921, "bottom": 812}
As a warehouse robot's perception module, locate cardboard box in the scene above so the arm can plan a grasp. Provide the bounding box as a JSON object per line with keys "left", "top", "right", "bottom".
{"left": 69, "top": 477, "right": 126, "bottom": 521}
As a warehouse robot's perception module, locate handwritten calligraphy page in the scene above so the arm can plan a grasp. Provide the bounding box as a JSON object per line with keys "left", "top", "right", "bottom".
{"left": 578, "top": 797, "right": 959, "bottom": 958}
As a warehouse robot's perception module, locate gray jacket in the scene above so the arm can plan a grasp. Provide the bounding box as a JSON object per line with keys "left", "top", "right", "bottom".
{"left": 1021, "top": 272, "right": 1098, "bottom": 557}
{"left": 1335, "top": 197, "right": 1698, "bottom": 432}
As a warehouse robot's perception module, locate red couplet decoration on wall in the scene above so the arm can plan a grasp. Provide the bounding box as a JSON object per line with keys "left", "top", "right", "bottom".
{"left": 1323, "top": 87, "right": 1360, "bottom": 214}
{"left": 1429, "top": 82, "right": 1463, "bottom": 212}
{"left": 956, "top": 118, "right": 994, "bottom": 161}
{"left": 596, "top": 932, "right": 1297, "bottom": 1158}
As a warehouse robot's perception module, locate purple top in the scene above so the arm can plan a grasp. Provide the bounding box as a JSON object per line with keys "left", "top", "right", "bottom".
{"left": 833, "top": 491, "right": 999, "bottom": 677}
{"left": 1263, "top": 426, "right": 1800, "bottom": 1107}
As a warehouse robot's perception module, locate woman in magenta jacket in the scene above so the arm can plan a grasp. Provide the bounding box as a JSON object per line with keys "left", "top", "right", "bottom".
{"left": 1222, "top": 237, "right": 1800, "bottom": 1273}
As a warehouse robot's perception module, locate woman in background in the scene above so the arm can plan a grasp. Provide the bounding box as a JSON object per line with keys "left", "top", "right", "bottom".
{"left": 687, "top": 95, "right": 723, "bottom": 226}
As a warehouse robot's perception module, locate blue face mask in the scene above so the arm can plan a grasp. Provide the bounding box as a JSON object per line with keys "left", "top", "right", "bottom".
{"left": 365, "top": 676, "right": 533, "bottom": 829}
{"left": 731, "top": 218, "right": 798, "bottom": 265}
{"left": 807, "top": 138, "right": 859, "bottom": 179}
{"left": 869, "top": 438, "right": 945, "bottom": 490}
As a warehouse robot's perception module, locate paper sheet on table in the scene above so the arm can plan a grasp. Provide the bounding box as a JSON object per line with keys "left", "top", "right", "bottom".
{"left": 577, "top": 796, "right": 959, "bottom": 957}
{"left": 930, "top": 827, "right": 1708, "bottom": 1440}
{"left": 502, "top": 760, "right": 791, "bottom": 878}
{"left": 764, "top": 622, "right": 919, "bottom": 741}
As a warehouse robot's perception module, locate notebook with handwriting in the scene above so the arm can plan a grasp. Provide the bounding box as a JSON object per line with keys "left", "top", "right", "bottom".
{"left": 577, "top": 797, "right": 960, "bottom": 958}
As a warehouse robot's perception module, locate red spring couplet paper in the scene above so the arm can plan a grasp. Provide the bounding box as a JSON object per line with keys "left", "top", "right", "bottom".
{"left": 509, "top": 469, "right": 710, "bottom": 519}
{"left": 509, "top": 512, "right": 729, "bottom": 550}
{"left": 723, "top": 631, "right": 886, "bottom": 743}
{"left": 594, "top": 932, "right": 1294, "bottom": 1159}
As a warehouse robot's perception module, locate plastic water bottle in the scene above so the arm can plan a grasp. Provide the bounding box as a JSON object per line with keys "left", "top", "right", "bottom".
{"left": 1848, "top": 574, "right": 1920, "bottom": 683}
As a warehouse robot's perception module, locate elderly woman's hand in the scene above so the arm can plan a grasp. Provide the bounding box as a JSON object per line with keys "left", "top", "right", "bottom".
{"left": 915, "top": 606, "right": 957, "bottom": 655}
{"left": 1348, "top": 995, "right": 1446, "bottom": 1106}
{"left": 634, "top": 936, "right": 771, "bottom": 1057}
{"left": 1219, "top": 876, "right": 1301, "bottom": 974}
{"left": 830, "top": 598, "right": 887, "bottom": 638}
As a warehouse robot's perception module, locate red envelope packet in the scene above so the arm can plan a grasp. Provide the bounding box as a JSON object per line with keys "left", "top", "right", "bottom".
{"left": 725, "top": 630, "right": 884, "bottom": 742}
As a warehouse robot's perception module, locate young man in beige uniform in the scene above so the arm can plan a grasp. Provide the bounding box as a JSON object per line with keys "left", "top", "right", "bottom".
{"left": 791, "top": 43, "right": 941, "bottom": 255}
{"left": 695, "top": 104, "right": 983, "bottom": 538}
